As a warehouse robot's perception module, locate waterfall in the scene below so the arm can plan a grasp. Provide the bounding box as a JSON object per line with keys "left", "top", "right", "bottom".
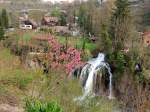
{"left": 106, "top": 66, "right": 113, "bottom": 99}
{"left": 77, "top": 53, "right": 113, "bottom": 101}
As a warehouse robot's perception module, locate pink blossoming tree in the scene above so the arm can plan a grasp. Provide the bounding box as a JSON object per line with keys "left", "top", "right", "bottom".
{"left": 48, "top": 34, "right": 83, "bottom": 74}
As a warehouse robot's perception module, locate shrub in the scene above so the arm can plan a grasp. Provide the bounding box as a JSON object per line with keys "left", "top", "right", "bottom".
{"left": 25, "top": 99, "right": 63, "bottom": 112}
{"left": 107, "top": 51, "right": 126, "bottom": 79}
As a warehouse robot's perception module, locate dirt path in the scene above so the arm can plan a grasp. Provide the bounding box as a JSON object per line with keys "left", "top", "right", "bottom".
{"left": 0, "top": 104, "right": 24, "bottom": 112}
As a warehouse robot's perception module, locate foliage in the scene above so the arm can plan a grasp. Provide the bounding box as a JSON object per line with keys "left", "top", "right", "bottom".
{"left": 0, "top": 9, "right": 9, "bottom": 28}
{"left": 77, "top": 5, "right": 86, "bottom": 30}
{"left": 143, "top": 12, "right": 150, "bottom": 30}
{"left": 108, "top": 51, "right": 126, "bottom": 75}
{"left": 76, "top": 0, "right": 113, "bottom": 36}
{"left": 99, "top": 24, "right": 112, "bottom": 53}
{"left": 25, "top": 98, "right": 63, "bottom": 112}
{"left": 51, "top": 8, "right": 66, "bottom": 26}
{"left": 51, "top": 8, "right": 61, "bottom": 17}
{"left": 59, "top": 14, "right": 67, "bottom": 26}
{"left": 77, "top": 4, "right": 92, "bottom": 34}
{"left": 0, "top": 26, "right": 4, "bottom": 40}
{"left": 110, "top": 0, "right": 131, "bottom": 51}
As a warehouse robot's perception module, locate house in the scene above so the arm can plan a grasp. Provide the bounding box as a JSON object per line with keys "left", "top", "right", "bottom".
{"left": 142, "top": 29, "right": 150, "bottom": 46}
{"left": 41, "top": 16, "right": 59, "bottom": 27}
{"left": 19, "top": 17, "right": 37, "bottom": 30}
{"left": 19, "top": 11, "right": 37, "bottom": 30}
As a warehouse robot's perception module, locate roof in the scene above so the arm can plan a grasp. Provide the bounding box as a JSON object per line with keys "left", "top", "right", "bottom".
{"left": 43, "top": 16, "right": 59, "bottom": 23}
{"left": 143, "top": 29, "right": 150, "bottom": 36}
{"left": 29, "top": 19, "right": 37, "bottom": 27}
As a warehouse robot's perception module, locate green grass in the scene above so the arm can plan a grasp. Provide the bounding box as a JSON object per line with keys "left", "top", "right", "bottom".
{"left": 56, "top": 36, "right": 97, "bottom": 51}
{"left": 25, "top": 98, "right": 63, "bottom": 112}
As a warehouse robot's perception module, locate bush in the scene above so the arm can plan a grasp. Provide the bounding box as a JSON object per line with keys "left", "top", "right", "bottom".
{"left": 25, "top": 99, "right": 63, "bottom": 112}
{"left": 107, "top": 51, "right": 126, "bottom": 78}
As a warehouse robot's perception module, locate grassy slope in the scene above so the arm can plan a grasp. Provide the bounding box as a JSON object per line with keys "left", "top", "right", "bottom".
{"left": 0, "top": 46, "right": 118, "bottom": 112}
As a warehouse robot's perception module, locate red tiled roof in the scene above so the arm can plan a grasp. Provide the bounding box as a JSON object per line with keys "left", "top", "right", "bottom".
{"left": 143, "top": 29, "right": 150, "bottom": 36}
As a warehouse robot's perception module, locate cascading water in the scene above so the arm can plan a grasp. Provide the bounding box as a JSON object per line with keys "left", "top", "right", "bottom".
{"left": 77, "top": 53, "right": 113, "bottom": 101}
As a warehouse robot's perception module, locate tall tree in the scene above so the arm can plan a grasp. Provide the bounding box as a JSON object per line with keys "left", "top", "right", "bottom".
{"left": 0, "top": 26, "right": 4, "bottom": 40}
{"left": 100, "top": 24, "right": 112, "bottom": 52}
{"left": 1, "top": 9, "right": 9, "bottom": 28}
{"left": 110, "top": 0, "right": 131, "bottom": 51}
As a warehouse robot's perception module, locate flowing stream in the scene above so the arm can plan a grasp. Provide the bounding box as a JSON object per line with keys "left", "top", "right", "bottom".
{"left": 76, "top": 53, "right": 113, "bottom": 101}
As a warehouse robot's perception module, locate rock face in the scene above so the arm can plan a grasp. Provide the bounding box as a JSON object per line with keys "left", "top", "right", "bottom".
{"left": 0, "top": 104, "right": 23, "bottom": 112}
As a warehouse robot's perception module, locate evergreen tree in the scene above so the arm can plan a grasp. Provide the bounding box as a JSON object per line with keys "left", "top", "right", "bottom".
{"left": 100, "top": 24, "right": 112, "bottom": 53}
{"left": 110, "top": 0, "right": 130, "bottom": 51}
{"left": 0, "top": 26, "right": 4, "bottom": 40}
{"left": 60, "top": 14, "right": 67, "bottom": 26}
{"left": 77, "top": 4, "right": 93, "bottom": 34}
{"left": 78, "top": 5, "right": 86, "bottom": 29}
{"left": 1, "top": 9, "right": 9, "bottom": 28}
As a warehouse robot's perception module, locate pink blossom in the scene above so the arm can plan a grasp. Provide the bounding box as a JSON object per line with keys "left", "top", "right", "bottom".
{"left": 47, "top": 34, "right": 83, "bottom": 74}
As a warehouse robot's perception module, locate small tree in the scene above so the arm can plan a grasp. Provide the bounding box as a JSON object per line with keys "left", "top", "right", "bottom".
{"left": 1, "top": 9, "right": 9, "bottom": 28}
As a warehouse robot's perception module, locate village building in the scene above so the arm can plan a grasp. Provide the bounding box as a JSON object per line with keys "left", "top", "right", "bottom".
{"left": 142, "top": 29, "right": 150, "bottom": 47}
{"left": 19, "top": 11, "right": 37, "bottom": 30}
{"left": 41, "top": 16, "right": 59, "bottom": 27}
{"left": 19, "top": 18, "right": 37, "bottom": 30}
